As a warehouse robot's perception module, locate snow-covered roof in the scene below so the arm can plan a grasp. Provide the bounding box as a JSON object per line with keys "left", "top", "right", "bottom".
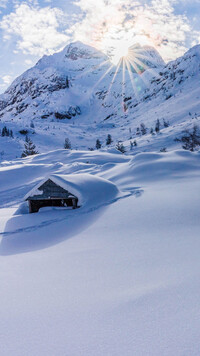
{"left": 24, "top": 173, "right": 118, "bottom": 207}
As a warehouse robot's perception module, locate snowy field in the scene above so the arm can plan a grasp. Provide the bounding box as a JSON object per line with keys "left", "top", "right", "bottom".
{"left": 0, "top": 148, "right": 200, "bottom": 355}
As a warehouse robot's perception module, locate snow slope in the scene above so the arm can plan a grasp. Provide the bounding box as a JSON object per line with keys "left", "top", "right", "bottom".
{"left": 0, "top": 148, "right": 200, "bottom": 355}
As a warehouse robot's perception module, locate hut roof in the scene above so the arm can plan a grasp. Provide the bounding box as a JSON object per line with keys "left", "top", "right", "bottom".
{"left": 24, "top": 173, "right": 118, "bottom": 207}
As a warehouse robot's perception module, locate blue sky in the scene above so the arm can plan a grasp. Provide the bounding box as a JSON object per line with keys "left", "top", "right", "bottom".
{"left": 0, "top": 0, "right": 200, "bottom": 92}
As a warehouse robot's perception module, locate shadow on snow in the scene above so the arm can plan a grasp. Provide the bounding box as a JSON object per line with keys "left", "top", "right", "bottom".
{"left": 0, "top": 188, "right": 143, "bottom": 256}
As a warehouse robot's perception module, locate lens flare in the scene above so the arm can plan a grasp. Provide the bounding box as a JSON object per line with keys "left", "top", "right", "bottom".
{"left": 112, "top": 41, "right": 131, "bottom": 65}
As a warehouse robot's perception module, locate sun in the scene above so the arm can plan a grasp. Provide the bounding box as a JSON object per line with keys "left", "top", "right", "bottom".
{"left": 111, "top": 41, "right": 131, "bottom": 65}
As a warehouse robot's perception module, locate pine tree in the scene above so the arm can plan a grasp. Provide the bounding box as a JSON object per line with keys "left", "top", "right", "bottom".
{"left": 21, "top": 136, "right": 38, "bottom": 157}
{"left": 129, "top": 127, "right": 132, "bottom": 139}
{"left": 2, "top": 126, "right": 7, "bottom": 136}
{"left": 136, "top": 127, "right": 140, "bottom": 135}
{"left": 140, "top": 123, "right": 147, "bottom": 135}
{"left": 64, "top": 138, "right": 71, "bottom": 149}
{"left": 155, "top": 119, "right": 160, "bottom": 133}
{"left": 130, "top": 140, "right": 137, "bottom": 150}
{"left": 106, "top": 134, "right": 113, "bottom": 145}
{"left": 96, "top": 139, "right": 101, "bottom": 149}
{"left": 66, "top": 76, "right": 70, "bottom": 88}
{"left": 116, "top": 141, "right": 126, "bottom": 153}
{"left": 163, "top": 119, "right": 169, "bottom": 128}
{"left": 180, "top": 125, "right": 200, "bottom": 151}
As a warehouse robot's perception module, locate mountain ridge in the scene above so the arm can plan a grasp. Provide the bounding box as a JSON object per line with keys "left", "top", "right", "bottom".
{"left": 0, "top": 41, "right": 200, "bottom": 160}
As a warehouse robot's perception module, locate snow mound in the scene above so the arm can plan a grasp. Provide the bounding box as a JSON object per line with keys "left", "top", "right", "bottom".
{"left": 102, "top": 150, "right": 200, "bottom": 188}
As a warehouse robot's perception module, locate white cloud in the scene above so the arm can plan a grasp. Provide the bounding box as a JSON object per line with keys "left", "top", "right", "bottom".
{"left": 2, "top": 75, "right": 12, "bottom": 84}
{"left": 71, "top": 0, "right": 200, "bottom": 62}
{"left": 0, "top": 3, "right": 69, "bottom": 56}
{"left": 0, "top": 0, "right": 8, "bottom": 8}
{"left": 25, "top": 59, "right": 34, "bottom": 66}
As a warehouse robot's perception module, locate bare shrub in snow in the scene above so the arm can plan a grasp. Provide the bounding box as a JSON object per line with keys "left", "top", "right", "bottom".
{"left": 19, "top": 129, "right": 28, "bottom": 135}
{"left": 160, "top": 147, "right": 167, "bottom": 152}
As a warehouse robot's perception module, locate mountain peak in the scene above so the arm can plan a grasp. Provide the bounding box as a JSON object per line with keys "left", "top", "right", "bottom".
{"left": 128, "top": 43, "right": 165, "bottom": 68}
{"left": 63, "top": 41, "right": 108, "bottom": 61}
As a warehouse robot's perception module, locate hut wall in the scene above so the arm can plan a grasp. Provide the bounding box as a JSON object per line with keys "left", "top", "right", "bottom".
{"left": 27, "top": 179, "right": 78, "bottom": 213}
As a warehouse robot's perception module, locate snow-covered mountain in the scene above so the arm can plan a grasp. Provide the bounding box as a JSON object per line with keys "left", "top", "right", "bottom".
{"left": 0, "top": 41, "right": 163, "bottom": 122}
{"left": 0, "top": 41, "right": 200, "bottom": 159}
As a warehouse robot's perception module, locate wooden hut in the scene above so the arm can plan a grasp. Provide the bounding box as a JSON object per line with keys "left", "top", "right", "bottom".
{"left": 25, "top": 175, "right": 79, "bottom": 213}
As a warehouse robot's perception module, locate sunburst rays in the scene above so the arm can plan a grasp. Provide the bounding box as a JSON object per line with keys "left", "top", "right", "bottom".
{"left": 85, "top": 43, "right": 158, "bottom": 112}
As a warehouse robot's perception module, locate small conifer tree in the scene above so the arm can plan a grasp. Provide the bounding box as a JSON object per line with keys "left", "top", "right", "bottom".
{"left": 96, "top": 139, "right": 101, "bottom": 149}
{"left": 2, "top": 126, "right": 8, "bottom": 136}
{"left": 136, "top": 127, "right": 140, "bottom": 135}
{"left": 163, "top": 119, "right": 169, "bottom": 128}
{"left": 116, "top": 141, "right": 126, "bottom": 153}
{"left": 106, "top": 134, "right": 113, "bottom": 145}
{"left": 21, "top": 136, "right": 38, "bottom": 157}
{"left": 140, "top": 123, "right": 147, "bottom": 135}
{"left": 155, "top": 119, "right": 160, "bottom": 133}
{"left": 64, "top": 138, "right": 71, "bottom": 149}
{"left": 66, "top": 76, "right": 70, "bottom": 88}
{"left": 180, "top": 125, "right": 200, "bottom": 151}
